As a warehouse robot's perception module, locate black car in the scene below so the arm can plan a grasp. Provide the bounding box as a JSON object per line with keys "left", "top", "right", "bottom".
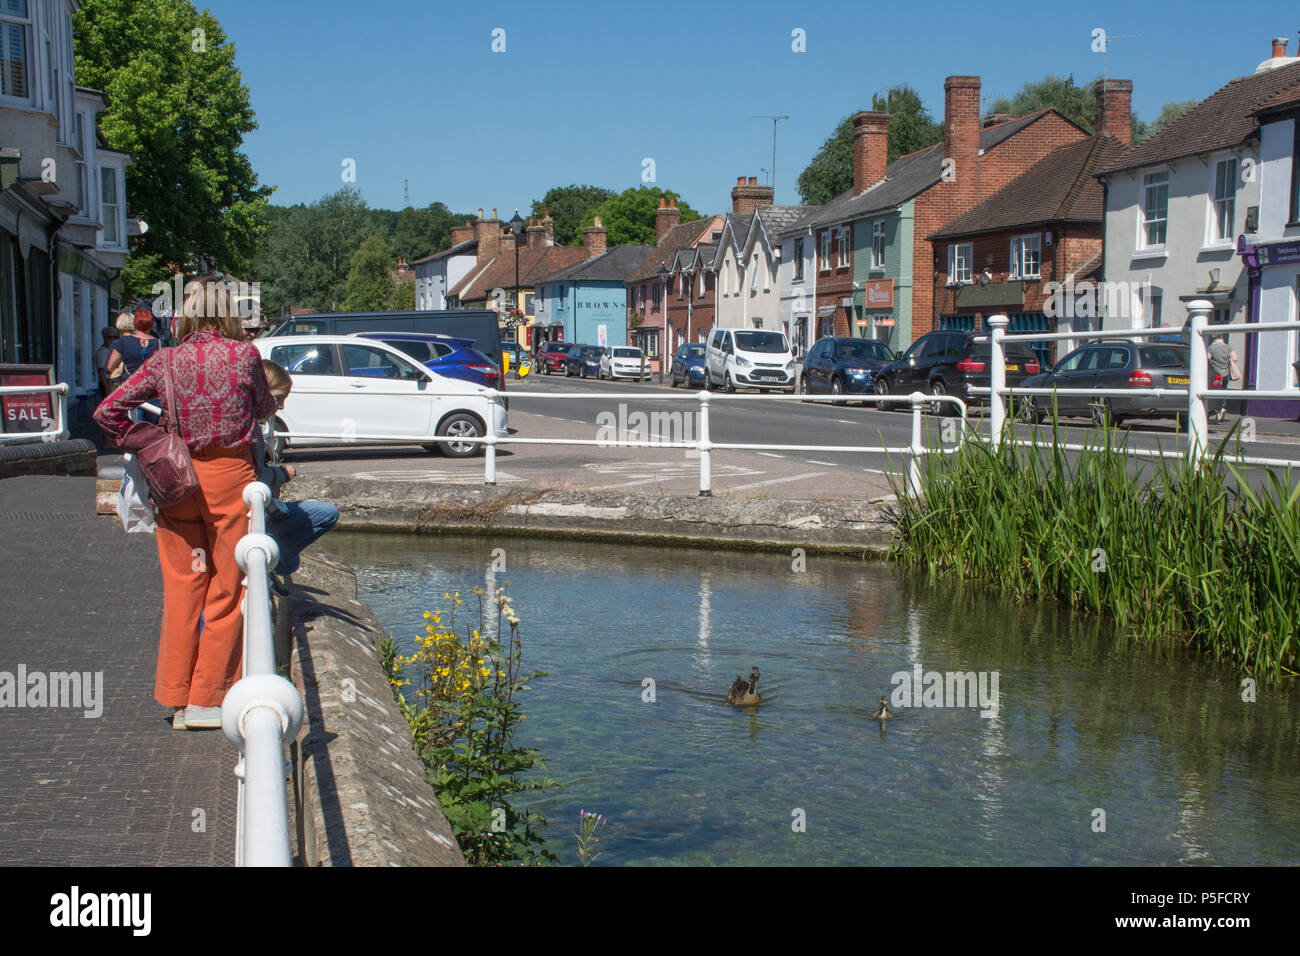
{"left": 670, "top": 343, "right": 708, "bottom": 388}
{"left": 1016, "top": 340, "right": 1212, "bottom": 427}
{"left": 800, "top": 337, "right": 895, "bottom": 402}
{"left": 565, "top": 345, "right": 606, "bottom": 378}
{"left": 873, "top": 329, "right": 1043, "bottom": 414}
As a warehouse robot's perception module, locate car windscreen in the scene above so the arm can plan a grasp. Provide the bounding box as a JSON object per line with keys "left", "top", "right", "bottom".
{"left": 1139, "top": 346, "right": 1189, "bottom": 368}
{"left": 835, "top": 341, "right": 892, "bottom": 362}
{"left": 550, "top": 343, "right": 573, "bottom": 353}
{"left": 685, "top": 345, "right": 706, "bottom": 358}
{"left": 612, "top": 348, "right": 640, "bottom": 358}
{"left": 733, "top": 331, "right": 789, "bottom": 353}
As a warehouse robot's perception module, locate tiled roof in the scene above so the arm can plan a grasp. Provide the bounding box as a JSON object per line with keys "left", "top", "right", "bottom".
{"left": 1098, "top": 61, "right": 1300, "bottom": 175}
{"left": 533, "top": 244, "right": 655, "bottom": 285}
{"left": 930, "top": 135, "right": 1128, "bottom": 238}
{"left": 1069, "top": 249, "right": 1103, "bottom": 281}
{"left": 754, "top": 204, "right": 814, "bottom": 235}
{"left": 410, "top": 237, "right": 476, "bottom": 266}
{"left": 788, "top": 110, "right": 1072, "bottom": 232}
{"left": 448, "top": 245, "right": 589, "bottom": 300}
{"left": 626, "top": 217, "right": 718, "bottom": 283}
{"left": 1256, "top": 81, "right": 1300, "bottom": 116}
{"left": 673, "top": 243, "right": 716, "bottom": 271}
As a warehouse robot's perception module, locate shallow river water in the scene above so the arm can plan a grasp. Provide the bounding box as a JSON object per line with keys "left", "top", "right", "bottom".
{"left": 327, "top": 532, "right": 1300, "bottom": 866}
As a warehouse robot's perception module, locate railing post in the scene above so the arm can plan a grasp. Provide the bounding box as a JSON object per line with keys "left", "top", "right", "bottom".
{"left": 907, "top": 392, "right": 924, "bottom": 498}
{"left": 1187, "top": 299, "right": 1212, "bottom": 466}
{"left": 485, "top": 394, "right": 498, "bottom": 486}
{"left": 697, "top": 389, "right": 712, "bottom": 497}
{"left": 987, "top": 314, "right": 1009, "bottom": 449}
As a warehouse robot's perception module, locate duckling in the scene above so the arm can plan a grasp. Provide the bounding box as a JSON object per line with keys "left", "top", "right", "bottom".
{"left": 728, "top": 667, "right": 761, "bottom": 707}
{"left": 872, "top": 695, "right": 895, "bottom": 720}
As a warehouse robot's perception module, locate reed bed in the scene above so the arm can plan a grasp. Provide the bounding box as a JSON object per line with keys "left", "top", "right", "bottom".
{"left": 887, "top": 420, "right": 1300, "bottom": 681}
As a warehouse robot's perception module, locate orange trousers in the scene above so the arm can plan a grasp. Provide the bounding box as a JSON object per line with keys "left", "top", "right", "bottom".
{"left": 154, "top": 446, "right": 255, "bottom": 708}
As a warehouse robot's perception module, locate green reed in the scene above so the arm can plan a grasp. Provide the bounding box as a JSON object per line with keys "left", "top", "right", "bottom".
{"left": 887, "top": 417, "right": 1299, "bottom": 681}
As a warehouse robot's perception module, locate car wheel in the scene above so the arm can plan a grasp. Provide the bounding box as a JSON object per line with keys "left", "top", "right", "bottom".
{"left": 929, "top": 379, "right": 949, "bottom": 416}
{"left": 1015, "top": 397, "right": 1043, "bottom": 425}
{"left": 1090, "top": 398, "right": 1112, "bottom": 428}
{"left": 724, "top": 373, "right": 736, "bottom": 393}
{"left": 434, "top": 412, "right": 486, "bottom": 458}
{"left": 874, "top": 377, "right": 895, "bottom": 412}
{"left": 831, "top": 377, "right": 846, "bottom": 407}
{"left": 799, "top": 373, "right": 811, "bottom": 402}
{"left": 267, "top": 417, "right": 289, "bottom": 461}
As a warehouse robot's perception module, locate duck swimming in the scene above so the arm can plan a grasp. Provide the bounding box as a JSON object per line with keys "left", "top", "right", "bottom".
{"left": 872, "top": 695, "right": 895, "bottom": 720}
{"left": 728, "top": 667, "right": 761, "bottom": 707}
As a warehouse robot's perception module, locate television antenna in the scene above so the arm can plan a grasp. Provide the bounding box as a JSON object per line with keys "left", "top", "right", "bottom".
{"left": 403, "top": 178, "right": 410, "bottom": 208}
{"left": 1098, "top": 30, "right": 1143, "bottom": 89}
{"left": 750, "top": 115, "right": 791, "bottom": 195}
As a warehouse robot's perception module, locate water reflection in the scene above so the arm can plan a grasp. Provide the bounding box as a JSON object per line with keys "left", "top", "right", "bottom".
{"left": 329, "top": 532, "right": 1300, "bottom": 867}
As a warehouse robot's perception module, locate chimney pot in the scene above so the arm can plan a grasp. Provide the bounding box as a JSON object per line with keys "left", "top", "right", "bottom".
{"left": 748, "top": 176, "right": 758, "bottom": 186}
{"left": 1272, "top": 37, "right": 1288, "bottom": 58}
{"left": 737, "top": 176, "right": 746, "bottom": 186}
{"left": 658, "top": 196, "right": 666, "bottom": 209}
{"left": 656, "top": 193, "right": 682, "bottom": 243}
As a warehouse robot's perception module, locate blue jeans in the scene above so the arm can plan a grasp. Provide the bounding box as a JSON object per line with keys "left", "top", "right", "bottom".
{"left": 267, "top": 500, "right": 339, "bottom": 575}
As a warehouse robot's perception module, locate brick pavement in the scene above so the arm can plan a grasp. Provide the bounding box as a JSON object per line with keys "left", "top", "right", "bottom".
{"left": 0, "top": 476, "right": 236, "bottom": 865}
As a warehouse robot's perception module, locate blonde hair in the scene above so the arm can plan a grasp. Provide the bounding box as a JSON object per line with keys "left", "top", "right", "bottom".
{"left": 261, "top": 359, "right": 292, "bottom": 392}
{"left": 173, "top": 275, "right": 246, "bottom": 342}
{"left": 115, "top": 312, "right": 136, "bottom": 333}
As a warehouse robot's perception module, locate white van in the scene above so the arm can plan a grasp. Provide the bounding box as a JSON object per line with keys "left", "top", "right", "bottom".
{"left": 704, "top": 328, "right": 796, "bottom": 392}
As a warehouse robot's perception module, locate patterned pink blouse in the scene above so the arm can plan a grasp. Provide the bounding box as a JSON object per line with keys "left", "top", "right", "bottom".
{"left": 94, "top": 329, "right": 276, "bottom": 451}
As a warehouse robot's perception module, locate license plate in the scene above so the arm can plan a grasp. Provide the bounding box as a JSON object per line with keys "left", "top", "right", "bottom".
{"left": 1004, "top": 364, "right": 1019, "bottom": 372}
{"left": 1167, "top": 376, "right": 1189, "bottom": 385}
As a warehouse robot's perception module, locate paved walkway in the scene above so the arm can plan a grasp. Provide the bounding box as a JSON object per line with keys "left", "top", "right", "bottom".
{"left": 0, "top": 475, "right": 235, "bottom": 865}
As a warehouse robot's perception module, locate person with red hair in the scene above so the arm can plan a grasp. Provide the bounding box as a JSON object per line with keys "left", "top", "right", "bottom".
{"left": 106, "top": 308, "right": 161, "bottom": 382}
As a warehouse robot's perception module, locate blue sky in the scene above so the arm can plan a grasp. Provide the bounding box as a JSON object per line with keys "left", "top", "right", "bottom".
{"left": 215, "top": 0, "right": 1299, "bottom": 216}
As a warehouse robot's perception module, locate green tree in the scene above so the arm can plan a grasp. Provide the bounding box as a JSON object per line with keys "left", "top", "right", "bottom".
{"left": 989, "top": 74, "right": 1095, "bottom": 132}
{"left": 390, "top": 281, "right": 415, "bottom": 311}
{"left": 73, "top": 0, "right": 271, "bottom": 295}
{"left": 529, "top": 185, "right": 616, "bottom": 246}
{"left": 1148, "top": 100, "right": 1197, "bottom": 136}
{"left": 579, "top": 187, "right": 702, "bottom": 246}
{"left": 342, "top": 234, "right": 396, "bottom": 312}
{"left": 391, "top": 202, "right": 473, "bottom": 262}
{"left": 255, "top": 187, "right": 377, "bottom": 314}
{"left": 795, "top": 85, "right": 943, "bottom": 205}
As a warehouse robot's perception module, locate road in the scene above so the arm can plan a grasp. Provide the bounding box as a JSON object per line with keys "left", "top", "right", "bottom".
{"left": 282, "top": 371, "right": 1300, "bottom": 499}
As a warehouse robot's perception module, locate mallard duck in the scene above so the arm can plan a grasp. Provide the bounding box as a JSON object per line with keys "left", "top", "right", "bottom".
{"left": 872, "top": 696, "right": 894, "bottom": 720}
{"left": 728, "top": 667, "right": 761, "bottom": 706}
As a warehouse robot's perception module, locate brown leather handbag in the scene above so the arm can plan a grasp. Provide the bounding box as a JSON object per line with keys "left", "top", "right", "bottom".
{"left": 122, "top": 350, "right": 199, "bottom": 509}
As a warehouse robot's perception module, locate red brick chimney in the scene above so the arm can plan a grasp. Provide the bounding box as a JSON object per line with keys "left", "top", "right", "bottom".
{"left": 1273, "top": 37, "right": 1288, "bottom": 58}
{"left": 526, "top": 217, "right": 546, "bottom": 249}
{"left": 731, "top": 175, "right": 774, "bottom": 215}
{"left": 450, "top": 220, "right": 474, "bottom": 246}
{"left": 475, "top": 208, "right": 500, "bottom": 263}
{"left": 583, "top": 215, "right": 607, "bottom": 258}
{"left": 656, "top": 196, "right": 682, "bottom": 243}
{"left": 852, "top": 110, "right": 889, "bottom": 196}
{"left": 499, "top": 228, "right": 516, "bottom": 255}
{"left": 1093, "top": 78, "right": 1133, "bottom": 146}
{"left": 944, "top": 76, "right": 981, "bottom": 202}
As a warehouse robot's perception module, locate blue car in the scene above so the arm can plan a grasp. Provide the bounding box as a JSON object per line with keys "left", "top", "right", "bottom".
{"left": 670, "top": 343, "right": 708, "bottom": 388}
{"left": 354, "top": 332, "right": 501, "bottom": 388}
{"left": 565, "top": 345, "right": 606, "bottom": 378}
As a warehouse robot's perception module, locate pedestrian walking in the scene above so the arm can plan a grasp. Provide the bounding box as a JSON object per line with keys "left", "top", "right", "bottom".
{"left": 95, "top": 326, "right": 120, "bottom": 399}
{"left": 1208, "top": 333, "right": 1232, "bottom": 423}
{"left": 256, "top": 360, "right": 339, "bottom": 594}
{"left": 94, "top": 277, "right": 276, "bottom": 731}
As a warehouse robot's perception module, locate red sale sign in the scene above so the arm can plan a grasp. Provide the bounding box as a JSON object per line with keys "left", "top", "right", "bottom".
{"left": 0, "top": 367, "right": 55, "bottom": 434}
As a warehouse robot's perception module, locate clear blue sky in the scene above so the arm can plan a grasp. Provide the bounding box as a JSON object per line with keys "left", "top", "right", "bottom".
{"left": 214, "top": 0, "right": 1299, "bottom": 216}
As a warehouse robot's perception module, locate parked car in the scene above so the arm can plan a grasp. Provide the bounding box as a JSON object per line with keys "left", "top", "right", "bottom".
{"left": 704, "top": 328, "right": 796, "bottom": 392}
{"left": 565, "top": 345, "right": 606, "bottom": 378}
{"left": 267, "top": 309, "right": 503, "bottom": 370}
{"left": 670, "top": 343, "right": 708, "bottom": 388}
{"left": 254, "top": 335, "right": 508, "bottom": 458}
{"left": 538, "top": 341, "right": 574, "bottom": 374}
{"left": 353, "top": 331, "right": 501, "bottom": 388}
{"left": 800, "top": 337, "right": 896, "bottom": 402}
{"left": 873, "top": 329, "right": 1042, "bottom": 414}
{"left": 1015, "top": 340, "right": 1219, "bottom": 427}
{"left": 600, "top": 346, "right": 650, "bottom": 380}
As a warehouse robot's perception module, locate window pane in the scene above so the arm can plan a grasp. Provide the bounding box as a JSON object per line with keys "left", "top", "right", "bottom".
{"left": 1, "top": 20, "right": 30, "bottom": 98}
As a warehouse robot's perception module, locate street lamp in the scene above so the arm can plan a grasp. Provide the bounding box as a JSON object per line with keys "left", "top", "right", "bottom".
{"left": 657, "top": 264, "right": 670, "bottom": 384}
{"left": 510, "top": 210, "right": 525, "bottom": 351}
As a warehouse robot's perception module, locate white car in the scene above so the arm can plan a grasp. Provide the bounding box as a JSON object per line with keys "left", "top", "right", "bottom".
{"left": 599, "top": 346, "right": 651, "bottom": 380}
{"left": 254, "top": 335, "right": 508, "bottom": 458}
{"left": 705, "top": 328, "right": 796, "bottom": 393}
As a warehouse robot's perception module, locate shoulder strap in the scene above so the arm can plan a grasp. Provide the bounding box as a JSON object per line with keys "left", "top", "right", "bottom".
{"left": 162, "top": 350, "right": 181, "bottom": 437}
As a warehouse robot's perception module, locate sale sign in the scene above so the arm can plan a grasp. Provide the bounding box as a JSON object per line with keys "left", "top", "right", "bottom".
{"left": 0, "top": 366, "right": 55, "bottom": 435}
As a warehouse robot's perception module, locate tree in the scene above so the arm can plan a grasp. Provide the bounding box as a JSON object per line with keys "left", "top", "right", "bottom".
{"left": 795, "top": 85, "right": 943, "bottom": 205}
{"left": 390, "top": 281, "right": 415, "bottom": 311}
{"left": 989, "top": 75, "right": 1095, "bottom": 132}
{"left": 1149, "top": 100, "right": 1197, "bottom": 136}
{"left": 579, "top": 187, "right": 702, "bottom": 246}
{"left": 529, "top": 185, "right": 616, "bottom": 246}
{"left": 73, "top": 0, "right": 271, "bottom": 295}
{"left": 342, "top": 235, "right": 396, "bottom": 312}
{"left": 391, "top": 202, "right": 473, "bottom": 262}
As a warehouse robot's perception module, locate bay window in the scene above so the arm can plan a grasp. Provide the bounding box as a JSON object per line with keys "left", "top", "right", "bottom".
{"left": 1, "top": 0, "right": 31, "bottom": 100}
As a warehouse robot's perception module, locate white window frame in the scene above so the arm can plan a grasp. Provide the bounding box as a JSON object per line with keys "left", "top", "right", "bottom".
{"left": 1211, "top": 158, "right": 1237, "bottom": 244}
{"left": 793, "top": 238, "right": 805, "bottom": 281}
{"left": 0, "top": 0, "right": 34, "bottom": 104}
{"left": 872, "top": 221, "right": 886, "bottom": 268}
{"left": 836, "top": 227, "right": 850, "bottom": 268}
{"left": 948, "top": 243, "right": 973, "bottom": 284}
{"left": 99, "top": 163, "right": 123, "bottom": 248}
{"left": 818, "top": 231, "right": 831, "bottom": 271}
{"left": 1140, "top": 170, "right": 1170, "bottom": 249}
{"left": 1009, "top": 234, "right": 1041, "bottom": 279}
{"left": 749, "top": 254, "right": 759, "bottom": 292}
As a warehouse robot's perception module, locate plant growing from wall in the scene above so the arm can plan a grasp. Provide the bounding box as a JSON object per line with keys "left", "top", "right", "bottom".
{"left": 382, "top": 589, "right": 557, "bottom": 865}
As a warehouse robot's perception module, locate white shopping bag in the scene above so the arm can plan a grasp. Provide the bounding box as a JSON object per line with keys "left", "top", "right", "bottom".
{"left": 117, "top": 453, "right": 157, "bottom": 533}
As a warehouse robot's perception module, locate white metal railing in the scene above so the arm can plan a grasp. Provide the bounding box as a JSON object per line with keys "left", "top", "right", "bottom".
{"left": 223, "top": 482, "right": 303, "bottom": 866}
{"left": 0, "top": 382, "right": 68, "bottom": 444}
{"left": 272, "top": 390, "right": 968, "bottom": 499}
{"left": 973, "top": 301, "right": 1300, "bottom": 468}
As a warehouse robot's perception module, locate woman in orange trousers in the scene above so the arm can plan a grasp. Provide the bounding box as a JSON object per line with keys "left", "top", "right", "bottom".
{"left": 95, "top": 279, "right": 275, "bottom": 729}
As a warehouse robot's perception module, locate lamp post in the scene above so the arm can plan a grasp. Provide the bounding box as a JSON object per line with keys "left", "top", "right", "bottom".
{"left": 657, "top": 264, "right": 670, "bottom": 384}
{"left": 509, "top": 211, "right": 525, "bottom": 350}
